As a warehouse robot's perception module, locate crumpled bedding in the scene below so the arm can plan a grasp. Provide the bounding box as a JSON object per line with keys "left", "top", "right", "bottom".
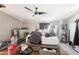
{"left": 42, "top": 36, "right": 59, "bottom": 45}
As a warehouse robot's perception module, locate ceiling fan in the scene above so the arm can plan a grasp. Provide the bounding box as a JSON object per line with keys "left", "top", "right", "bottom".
{"left": 24, "top": 6, "right": 46, "bottom": 16}
{"left": 0, "top": 4, "right": 6, "bottom": 8}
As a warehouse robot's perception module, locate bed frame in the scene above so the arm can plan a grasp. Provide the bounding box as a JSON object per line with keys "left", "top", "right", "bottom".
{"left": 26, "top": 43, "right": 60, "bottom": 55}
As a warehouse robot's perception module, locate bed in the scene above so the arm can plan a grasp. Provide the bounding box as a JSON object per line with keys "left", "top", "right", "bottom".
{"left": 26, "top": 36, "right": 60, "bottom": 55}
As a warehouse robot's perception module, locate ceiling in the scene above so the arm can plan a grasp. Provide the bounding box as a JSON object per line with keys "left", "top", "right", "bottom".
{"left": 0, "top": 4, "right": 79, "bottom": 23}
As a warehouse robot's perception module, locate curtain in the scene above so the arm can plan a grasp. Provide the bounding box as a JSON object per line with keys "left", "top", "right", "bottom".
{"left": 73, "top": 20, "right": 79, "bottom": 45}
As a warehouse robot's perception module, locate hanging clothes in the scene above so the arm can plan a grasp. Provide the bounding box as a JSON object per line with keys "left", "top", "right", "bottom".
{"left": 73, "top": 20, "right": 79, "bottom": 45}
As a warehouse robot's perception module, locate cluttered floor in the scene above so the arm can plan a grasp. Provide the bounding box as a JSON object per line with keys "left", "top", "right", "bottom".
{"left": 0, "top": 47, "right": 69, "bottom": 55}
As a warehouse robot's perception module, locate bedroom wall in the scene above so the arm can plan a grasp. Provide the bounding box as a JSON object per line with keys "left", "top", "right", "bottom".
{"left": 24, "top": 22, "right": 39, "bottom": 33}
{"left": 0, "top": 11, "right": 23, "bottom": 41}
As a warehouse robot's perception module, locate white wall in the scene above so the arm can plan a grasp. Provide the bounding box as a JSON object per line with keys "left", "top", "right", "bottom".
{"left": 0, "top": 11, "right": 23, "bottom": 41}
{"left": 24, "top": 22, "right": 39, "bottom": 33}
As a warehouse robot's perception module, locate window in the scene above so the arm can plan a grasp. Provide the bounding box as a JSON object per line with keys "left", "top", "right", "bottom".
{"left": 39, "top": 23, "right": 49, "bottom": 29}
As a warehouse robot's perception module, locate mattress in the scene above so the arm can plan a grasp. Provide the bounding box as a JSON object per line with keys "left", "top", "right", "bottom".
{"left": 42, "top": 36, "right": 59, "bottom": 45}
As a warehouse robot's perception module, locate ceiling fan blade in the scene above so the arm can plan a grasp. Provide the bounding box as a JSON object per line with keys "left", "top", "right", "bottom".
{"left": 24, "top": 7, "right": 33, "bottom": 11}
{"left": 38, "top": 12, "right": 46, "bottom": 14}
{"left": 0, "top": 4, "right": 6, "bottom": 8}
